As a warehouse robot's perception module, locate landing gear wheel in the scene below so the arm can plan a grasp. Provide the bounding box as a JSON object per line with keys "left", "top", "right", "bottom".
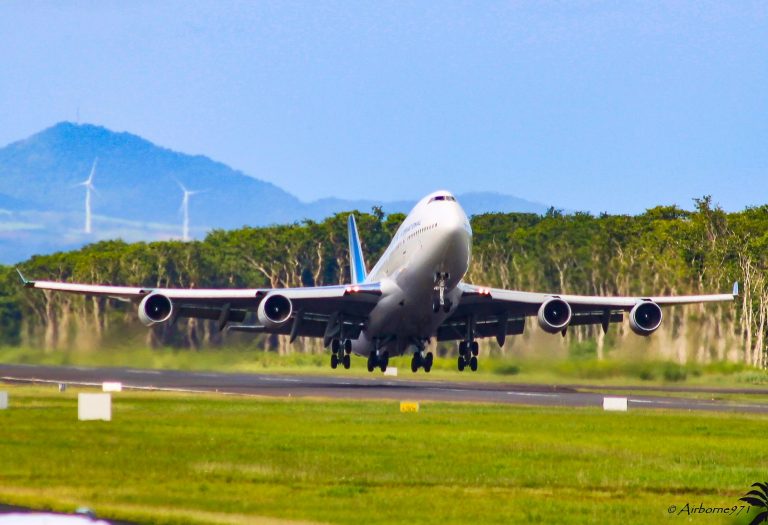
{"left": 443, "top": 299, "right": 452, "bottom": 313}
{"left": 379, "top": 353, "right": 389, "bottom": 373}
{"left": 424, "top": 352, "right": 433, "bottom": 373}
{"left": 411, "top": 353, "right": 422, "bottom": 373}
{"left": 331, "top": 354, "right": 339, "bottom": 369}
{"left": 432, "top": 298, "right": 440, "bottom": 313}
{"left": 342, "top": 354, "right": 351, "bottom": 369}
{"left": 331, "top": 339, "right": 340, "bottom": 353}
{"left": 457, "top": 356, "right": 465, "bottom": 371}
{"left": 344, "top": 339, "right": 352, "bottom": 354}
{"left": 471, "top": 341, "right": 479, "bottom": 356}
{"left": 459, "top": 341, "right": 467, "bottom": 355}
{"left": 469, "top": 356, "right": 478, "bottom": 372}
{"left": 367, "top": 353, "right": 376, "bottom": 373}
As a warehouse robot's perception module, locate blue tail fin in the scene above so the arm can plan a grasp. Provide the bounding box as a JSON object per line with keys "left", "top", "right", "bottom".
{"left": 347, "top": 214, "right": 367, "bottom": 284}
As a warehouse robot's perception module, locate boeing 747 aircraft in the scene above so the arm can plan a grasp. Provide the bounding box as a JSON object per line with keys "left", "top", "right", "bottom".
{"left": 19, "top": 190, "right": 737, "bottom": 373}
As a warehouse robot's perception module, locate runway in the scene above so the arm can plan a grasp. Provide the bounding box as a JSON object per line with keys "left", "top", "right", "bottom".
{"left": 2, "top": 363, "right": 768, "bottom": 414}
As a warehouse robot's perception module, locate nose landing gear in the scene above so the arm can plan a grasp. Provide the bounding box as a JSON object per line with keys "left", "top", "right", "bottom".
{"left": 433, "top": 272, "right": 452, "bottom": 313}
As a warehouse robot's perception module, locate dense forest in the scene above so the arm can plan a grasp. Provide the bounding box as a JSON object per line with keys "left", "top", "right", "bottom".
{"left": 2, "top": 197, "right": 767, "bottom": 366}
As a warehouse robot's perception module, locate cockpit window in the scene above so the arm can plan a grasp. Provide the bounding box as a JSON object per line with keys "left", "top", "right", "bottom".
{"left": 428, "top": 195, "right": 456, "bottom": 203}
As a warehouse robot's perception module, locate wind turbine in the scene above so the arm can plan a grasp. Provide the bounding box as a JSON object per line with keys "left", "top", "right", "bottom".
{"left": 76, "top": 158, "right": 98, "bottom": 234}
{"left": 176, "top": 180, "right": 206, "bottom": 241}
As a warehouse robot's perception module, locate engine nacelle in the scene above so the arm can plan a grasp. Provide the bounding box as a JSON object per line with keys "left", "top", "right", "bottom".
{"left": 629, "top": 301, "right": 663, "bottom": 336}
{"left": 138, "top": 293, "right": 175, "bottom": 326}
{"left": 257, "top": 293, "right": 293, "bottom": 329}
{"left": 537, "top": 297, "right": 572, "bottom": 334}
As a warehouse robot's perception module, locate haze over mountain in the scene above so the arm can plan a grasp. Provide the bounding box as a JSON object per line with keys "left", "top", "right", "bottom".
{"left": 0, "top": 122, "right": 551, "bottom": 263}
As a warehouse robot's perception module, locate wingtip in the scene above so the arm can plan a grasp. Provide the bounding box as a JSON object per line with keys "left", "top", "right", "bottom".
{"left": 733, "top": 281, "right": 740, "bottom": 297}
{"left": 15, "top": 268, "right": 33, "bottom": 287}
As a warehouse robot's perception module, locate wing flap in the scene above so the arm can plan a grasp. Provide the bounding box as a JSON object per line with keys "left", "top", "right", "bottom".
{"left": 228, "top": 315, "right": 365, "bottom": 340}
{"left": 437, "top": 316, "right": 525, "bottom": 342}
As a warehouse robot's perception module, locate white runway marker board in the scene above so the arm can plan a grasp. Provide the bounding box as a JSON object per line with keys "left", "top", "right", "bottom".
{"left": 603, "top": 397, "right": 628, "bottom": 412}
{"left": 78, "top": 393, "right": 111, "bottom": 421}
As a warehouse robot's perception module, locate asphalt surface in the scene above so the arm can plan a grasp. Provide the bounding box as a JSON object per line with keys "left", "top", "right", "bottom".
{"left": 2, "top": 363, "right": 768, "bottom": 413}
{"left": 0, "top": 503, "right": 135, "bottom": 524}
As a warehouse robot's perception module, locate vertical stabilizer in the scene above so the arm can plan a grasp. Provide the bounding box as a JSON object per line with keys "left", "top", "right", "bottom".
{"left": 347, "top": 214, "right": 367, "bottom": 284}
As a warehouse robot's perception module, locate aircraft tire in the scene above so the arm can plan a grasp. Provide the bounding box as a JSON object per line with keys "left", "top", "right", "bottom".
{"left": 343, "top": 354, "right": 351, "bottom": 369}
{"left": 411, "top": 353, "right": 422, "bottom": 372}
{"left": 457, "top": 356, "right": 465, "bottom": 372}
{"left": 331, "top": 354, "right": 339, "bottom": 369}
{"left": 469, "top": 356, "right": 478, "bottom": 372}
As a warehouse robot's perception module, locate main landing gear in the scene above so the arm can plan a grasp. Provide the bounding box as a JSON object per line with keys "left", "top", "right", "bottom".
{"left": 366, "top": 338, "right": 396, "bottom": 373}
{"left": 367, "top": 350, "right": 389, "bottom": 373}
{"left": 457, "top": 340, "right": 478, "bottom": 372}
{"left": 432, "top": 272, "right": 452, "bottom": 313}
{"left": 330, "top": 338, "right": 352, "bottom": 370}
{"left": 411, "top": 351, "right": 434, "bottom": 373}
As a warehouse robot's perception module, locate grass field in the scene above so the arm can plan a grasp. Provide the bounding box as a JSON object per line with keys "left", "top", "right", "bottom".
{"left": 0, "top": 385, "right": 766, "bottom": 524}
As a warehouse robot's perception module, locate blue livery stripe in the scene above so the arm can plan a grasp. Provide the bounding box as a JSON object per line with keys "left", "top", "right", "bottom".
{"left": 347, "top": 214, "right": 367, "bottom": 284}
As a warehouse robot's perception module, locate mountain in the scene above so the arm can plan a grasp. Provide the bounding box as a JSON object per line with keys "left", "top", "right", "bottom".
{"left": 0, "top": 122, "right": 304, "bottom": 227}
{"left": 0, "top": 122, "right": 552, "bottom": 263}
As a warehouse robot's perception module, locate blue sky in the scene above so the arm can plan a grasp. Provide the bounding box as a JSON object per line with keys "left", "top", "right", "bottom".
{"left": 0, "top": 1, "right": 765, "bottom": 213}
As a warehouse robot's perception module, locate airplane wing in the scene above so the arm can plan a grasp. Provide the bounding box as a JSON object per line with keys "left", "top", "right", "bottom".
{"left": 439, "top": 281, "right": 738, "bottom": 345}
{"left": 17, "top": 270, "right": 381, "bottom": 343}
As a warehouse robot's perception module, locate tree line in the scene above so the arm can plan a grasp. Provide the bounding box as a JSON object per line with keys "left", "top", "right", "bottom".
{"left": 2, "top": 198, "right": 767, "bottom": 365}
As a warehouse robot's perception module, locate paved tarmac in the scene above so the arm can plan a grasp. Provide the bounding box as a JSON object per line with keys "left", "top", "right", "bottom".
{"left": 2, "top": 363, "right": 768, "bottom": 413}
{"left": 0, "top": 503, "right": 135, "bottom": 524}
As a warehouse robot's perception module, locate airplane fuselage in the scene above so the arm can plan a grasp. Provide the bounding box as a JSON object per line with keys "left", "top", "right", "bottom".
{"left": 353, "top": 191, "right": 472, "bottom": 357}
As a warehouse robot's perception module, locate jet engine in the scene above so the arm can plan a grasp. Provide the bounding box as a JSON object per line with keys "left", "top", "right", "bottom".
{"left": 537, "top": 298, "right": 572, "bottom": 334}
{"left": 629, "top": 301, "right": 663, "bottom": 336}
{"left": 138, "top": 293, "right": 175, "bottom": 326}
{"left": 257, "top": 293, "right": 293, "bottom": 329}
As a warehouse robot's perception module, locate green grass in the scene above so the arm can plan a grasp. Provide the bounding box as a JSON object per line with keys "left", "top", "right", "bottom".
{"left": 0, "top": 385, "right": 766, "bottom": 524}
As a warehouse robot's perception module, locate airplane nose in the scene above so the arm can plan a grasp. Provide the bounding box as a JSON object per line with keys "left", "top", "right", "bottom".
{"left": 434, "top": 204, "right": 471, "bottom": 281}
{"left": 442, "top": 205, "right": 471, "bottom": 245}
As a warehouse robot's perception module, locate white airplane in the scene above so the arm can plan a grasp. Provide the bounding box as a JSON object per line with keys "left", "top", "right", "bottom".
{"left": 19, "top": 190, "right": 737, "bottom": 373}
